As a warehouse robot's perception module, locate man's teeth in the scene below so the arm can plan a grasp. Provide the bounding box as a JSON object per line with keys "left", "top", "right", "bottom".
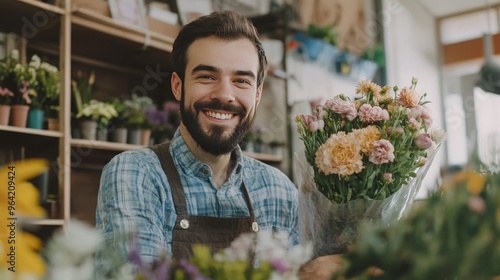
{"left": 206, "top": 111, "right": 233, "bottom": 120}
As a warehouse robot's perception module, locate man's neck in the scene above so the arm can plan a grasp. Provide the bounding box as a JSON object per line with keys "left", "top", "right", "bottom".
{"left": 179, "top": 125, "right": 234, "bottom": 188}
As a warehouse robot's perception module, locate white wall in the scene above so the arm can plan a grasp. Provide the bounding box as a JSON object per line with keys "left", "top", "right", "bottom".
{"left": 383, "top": 0, "right": 444, "bottom": 197}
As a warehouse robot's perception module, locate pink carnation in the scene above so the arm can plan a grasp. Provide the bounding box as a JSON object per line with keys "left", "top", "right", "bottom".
{"left": 369, "top": 139, "right": 395, "bottom": 164}
{"left": 296, "top": 114, "right": 322, "bottom": 132}
{"left": 323, "top": 98, "right": 357, "bottom": 121}
{"left": 414, "top": 132, "right": 433, "bottom": 149}
{"left": 358, "top": 104, "right": 389, "bottom": 123}
{"left": 408, "top": 105, "right": 432, "bottom": 128}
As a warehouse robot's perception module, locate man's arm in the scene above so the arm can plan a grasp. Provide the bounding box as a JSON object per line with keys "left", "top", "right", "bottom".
{"left": 95, "top": 152, "right": 169, "bottom": 269}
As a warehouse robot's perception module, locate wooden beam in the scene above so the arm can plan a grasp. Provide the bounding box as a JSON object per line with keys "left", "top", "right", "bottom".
{"left": 442, "top": 33, "right": 500, "bottom": 65}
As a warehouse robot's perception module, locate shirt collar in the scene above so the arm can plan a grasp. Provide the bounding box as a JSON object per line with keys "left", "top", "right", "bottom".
{"left": 170, "top": 129, "right": 244, "bottom": 179}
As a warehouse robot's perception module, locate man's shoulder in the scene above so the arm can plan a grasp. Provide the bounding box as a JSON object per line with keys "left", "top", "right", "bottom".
{"left": 105, "top": 147, "right": 158, "bottom": 169}
{"left": 240, "top": 155, "right": 295, "bottom": 187}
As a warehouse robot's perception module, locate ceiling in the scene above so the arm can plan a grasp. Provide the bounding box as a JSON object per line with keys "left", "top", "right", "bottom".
{"left": 417, "top": 0, "right": 500, "bottom": 18}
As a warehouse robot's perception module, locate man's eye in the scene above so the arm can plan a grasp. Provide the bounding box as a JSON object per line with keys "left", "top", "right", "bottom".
{"left": 235, "top": 78, "right": 250, "bottom": 84}
{"left": 198, "top": 75, "right": 215, "bottom": 80}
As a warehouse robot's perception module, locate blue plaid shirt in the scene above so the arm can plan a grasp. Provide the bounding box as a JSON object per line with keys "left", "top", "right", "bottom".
{"left": 96, "top": 130, "right": 298, "bottom": 264}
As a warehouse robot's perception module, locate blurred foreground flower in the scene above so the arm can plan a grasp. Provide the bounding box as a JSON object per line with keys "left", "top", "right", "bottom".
{"left": 336, "top": 168, "right": 500, "bottom": 279}
{"left": 0, "top": 159, "right": 48, "bottom": 278}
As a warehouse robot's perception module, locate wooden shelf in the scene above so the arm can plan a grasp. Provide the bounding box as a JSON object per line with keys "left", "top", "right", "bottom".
{"left": 243, "top": 151, "right": 283, "bottom": 163}
{"left": 26, "top": 218, "right": 66, "bottom": 226}
{"left": 0, "top": 0, "right": 62, "bottom": 44}
{"left": 70, "top": 8, "right": 173, "bottom": 71}
{"left": 0, "top": 125, "right": 63, "bottom": 138}
{"left": 71, "top": 138, "right": 145, "bottom": 152}
{"left": 17, "top": 0, "right": 65, "bottom": 14}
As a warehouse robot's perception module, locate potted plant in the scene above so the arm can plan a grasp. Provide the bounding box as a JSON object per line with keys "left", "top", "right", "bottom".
{"left": 76, "top": 99, "right": 118, "bottom": 140}
{"left": 0, "top": 54, "right": 15, "bottom": 125}
{"left": 124, "top": 107, "right": 151, "bottom": 144}
{"left": 71, "top": 70, "right": 95, "bottom": 138}
{"left": 268, "top": 140, "right": 285, "bottom": 156}
{"left": 123, "top": 94, "right": 154, "bottom": 145}
{"left": 0, "top": 49, "right": 36, "bottom": 127}
{"left": 107, "top": 98, "right": 128, "bottom": 143}
{"left": 28, "top": 54, "right": 60, "bottom": 129}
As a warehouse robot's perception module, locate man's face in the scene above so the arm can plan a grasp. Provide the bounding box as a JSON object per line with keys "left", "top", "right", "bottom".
{"left": 172, "top": 36, "right": 262, "bottom": 156}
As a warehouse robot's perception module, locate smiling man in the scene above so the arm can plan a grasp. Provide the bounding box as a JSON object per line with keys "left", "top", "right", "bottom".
{"left": 95, "top": 10, "right": 339, "bottom": 279}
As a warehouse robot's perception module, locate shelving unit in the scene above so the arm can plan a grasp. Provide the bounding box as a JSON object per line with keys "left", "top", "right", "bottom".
{"left": 0, "top": 0, "right": 285, "bottom": 232}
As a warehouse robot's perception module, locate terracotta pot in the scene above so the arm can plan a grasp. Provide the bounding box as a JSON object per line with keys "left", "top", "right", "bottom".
{"left": 10, "top": 105, "right": 30, "bottom": 127}
{"left": 140, "top": 128, "right": 152, "bottom": 146}
{"left": 47, "top": 118, "right": 60, "bottom": 131}
{"left": 0, "top": 105, "right": 11, "bottom": 126}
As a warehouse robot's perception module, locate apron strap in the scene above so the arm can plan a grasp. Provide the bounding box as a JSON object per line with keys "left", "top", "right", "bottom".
{"left": 150, "top": 142, "right": 188, "bottom": 216}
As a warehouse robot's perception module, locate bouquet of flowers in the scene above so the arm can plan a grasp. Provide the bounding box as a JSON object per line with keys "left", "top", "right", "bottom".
{"left": 295, "top": 78, "right": 446, "bottom": 257}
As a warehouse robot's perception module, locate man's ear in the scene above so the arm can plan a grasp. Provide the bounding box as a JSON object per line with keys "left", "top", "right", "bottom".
{"left": 255, "top": 84, "right": 263, "bottom": 107}
{"left": 171, "top": 72, "right": 182, "bottom": 102}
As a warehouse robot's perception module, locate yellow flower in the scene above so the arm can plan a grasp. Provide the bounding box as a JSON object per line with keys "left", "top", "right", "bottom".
{"left": 352, "top": 126, "right": 380, "bottom": 154}
{"left": 0, "top": 159, "right": 48, "bottom": 276}
{"left": 356, "top": 80, "right": 382, "bottom": 97}
{"left": 315, "top": 132, "right": 364, "bottom": 176}
{"left": 466, "top": 171, "right": 487, "bottom": 195}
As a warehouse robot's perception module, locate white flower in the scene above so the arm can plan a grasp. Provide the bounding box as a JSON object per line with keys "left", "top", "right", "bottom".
{"left": 29, "top": 55, "right": 41, "bottom": 69}
{"left": 45, "top": 219, "right": 102, "bottom": 280}
{"left": 10, "top": 49, "right": 19, "bottom": 61}
{"left": 431, "top": 128, "right": 447, "bottom": 143}
{"left": 110, "top": 263, "right": 136, "bottom": 280}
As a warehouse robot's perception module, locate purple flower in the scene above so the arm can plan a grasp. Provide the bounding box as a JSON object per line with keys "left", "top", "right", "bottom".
{"left": 270, "top": 259, "right": 289, "bottom": 273}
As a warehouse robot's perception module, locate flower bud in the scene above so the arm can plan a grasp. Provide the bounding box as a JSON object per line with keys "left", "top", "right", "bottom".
{"left": 414, "top": 132, "right": 433, "bottom": 149}
{"left": 383, "top": 173, "right": 392, "bottom": 182}
{"left": 468, "top": 196, "right": 486, "bottom": 214}
{"left": 417, "top": 156, "right": 427, "bottom": 166}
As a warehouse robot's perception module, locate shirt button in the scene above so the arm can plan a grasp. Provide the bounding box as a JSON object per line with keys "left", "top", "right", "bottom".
{"left": 180, "top": 219, "right": 189, "bottom": 229}
{"left": 203, "top": 169, "right": 209, "bottom": 175}
{"left": 252, "top": 222, "right": 259, "bottom": 232}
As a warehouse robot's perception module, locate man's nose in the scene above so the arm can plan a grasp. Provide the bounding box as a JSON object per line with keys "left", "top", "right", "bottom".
{"left": 210, "top": 79, "right": 235, "bottom": 103}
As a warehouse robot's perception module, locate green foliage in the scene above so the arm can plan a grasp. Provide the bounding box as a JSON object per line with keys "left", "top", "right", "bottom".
{"left": 23, "top": 54, "right": 61, "bottom": 110}
{"left": 0, "top": 50, "right": 38, "bottom": 105}
{"left": 71, "top": 70, "right": 95, "bottom": 116}
{"left": 336, "top": 170, "right": 500, "bottom": 280}
{"left": 307, "top": 24, "right": 336, "bottom": 45}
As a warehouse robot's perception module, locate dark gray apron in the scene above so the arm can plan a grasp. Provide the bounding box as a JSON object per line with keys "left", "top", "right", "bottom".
{"left": 150, "top": 142, "right": 258, "bottom": 260}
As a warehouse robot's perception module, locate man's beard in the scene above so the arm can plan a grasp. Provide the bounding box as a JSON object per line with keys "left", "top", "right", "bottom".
{"left": 180, "top": 91, "right": 256, "bottom": 156}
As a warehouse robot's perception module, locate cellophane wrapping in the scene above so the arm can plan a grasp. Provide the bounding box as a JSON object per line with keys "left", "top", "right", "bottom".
{"left": 296, "top": 146, "right": 439, "bottom": 259}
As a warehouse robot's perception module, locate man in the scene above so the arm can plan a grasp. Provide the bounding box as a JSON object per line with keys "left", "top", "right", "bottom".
{"left": 96, "top": 10, "right": 341, "bottom": 279}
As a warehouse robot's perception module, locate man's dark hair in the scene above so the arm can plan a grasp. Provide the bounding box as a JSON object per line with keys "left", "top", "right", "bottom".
{"left": 171, "top": 10, "right": 268, "bottom": 87}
